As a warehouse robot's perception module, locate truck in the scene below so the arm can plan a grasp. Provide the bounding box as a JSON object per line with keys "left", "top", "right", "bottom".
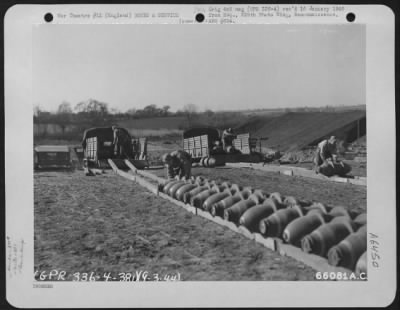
{"left": 183, "top": 127, "right": 263, "bottom": 166}
{"left": 81, "top": 126, "right": 149, "bottom": 170}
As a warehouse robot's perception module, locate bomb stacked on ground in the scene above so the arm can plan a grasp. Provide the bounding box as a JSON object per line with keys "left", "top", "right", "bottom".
{"left": 161, "top": 176, "right": 367, "bottom": 274}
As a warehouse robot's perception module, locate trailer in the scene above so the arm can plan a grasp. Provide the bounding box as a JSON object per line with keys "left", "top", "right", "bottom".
{"left": 183, "top": 127, "right": 263, "bottom": 166}
{"left": 183, "top": 127, "right": 220, "bottom": 159}
{"left": 34, "top": 145, "right": 73, "bottom": 170}
{"left": 82, "top": 126, "right": 149, "bottom": 170}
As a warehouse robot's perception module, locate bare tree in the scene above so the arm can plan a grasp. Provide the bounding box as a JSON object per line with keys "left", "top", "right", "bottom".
{"left": 75, "top": 99, "right": 108, "bottom": 114}
{"left": 57, "top": 101, "right": 73, "bottom": 114}
{"left": 162, "top": 105, "right": 171, "bottom": 116}
{"left": 74, "top": 98, "right": 109, "bottom": 125}
{"left": 183, "top": 103, "right": 198, "bottom": 126}
{"left": 55, "top": 101, "right": 73, "bottom": 134}
{"left": 33, "top": 105, "right": 41, "bottom": 117}
{"left": 143, "top": 104, "right": 158, "bottom": 116}
{"left": 126, "top": 108, "right": 137, "bottom": 116}
{"left": 110, "top": 108, "right": 120, "bottom": 115}
{"left": 205, "top": 109, "right": 214, "bottom": 118}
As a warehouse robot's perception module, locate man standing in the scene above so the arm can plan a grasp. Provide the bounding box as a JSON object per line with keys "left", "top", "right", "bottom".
{"left": 162, "top": 150, "right": 192, "bottom": 180}
{"left": 112, "top": 126, "right": 131, "bottom": 158}
{"left": 112, "top": 126, "right": 122, "bottom": 157}
{"left": 221, "top": 128, "right": 236, "bottom": 151}
{"left": 314, "top": 136, "right": 339, "bottom": 172}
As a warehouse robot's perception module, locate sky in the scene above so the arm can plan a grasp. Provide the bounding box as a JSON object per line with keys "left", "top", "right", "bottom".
{"left": 33, "top": 24, "right": 365, "bottom": 112}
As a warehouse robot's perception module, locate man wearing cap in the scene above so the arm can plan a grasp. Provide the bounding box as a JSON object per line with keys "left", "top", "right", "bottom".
{"left": 314, "top": 136, "right": 339, "bottom": 172}
{"left": 162, "top": 150, "right": 192, "bottom": 180}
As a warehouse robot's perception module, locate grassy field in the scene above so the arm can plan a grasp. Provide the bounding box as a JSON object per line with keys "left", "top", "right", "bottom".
{"left": 34, "top": 171, "right": 316, "bottom": 281}
{"left": 117, "top": 116, "right": 188, "bottom": 130}
{"left": 126, "top": 128, "right": 182, "bottom": 137}
{"left": 236, "top": 111, "right": 366, "bottom": 151}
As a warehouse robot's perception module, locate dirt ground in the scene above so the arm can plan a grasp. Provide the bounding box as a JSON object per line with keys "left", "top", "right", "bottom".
{"left": 34, "top": 170, "right": 316, "bottom": 281}
{"left": 151, "top": 167, "right": 366, "bottom": 214}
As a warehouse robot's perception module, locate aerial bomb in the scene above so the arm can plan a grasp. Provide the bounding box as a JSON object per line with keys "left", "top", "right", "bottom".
{"left": 259, "top": 205, "right": 303, "bottom": 237}
{"left": 175, "top": 184, "right": 198, "bottom": 201}
{"left": 224, "top": 199, "right": 257, "bottom": 224}
{"left": 168, "top": 181, "right": 186, "bottom": 197}
{"left": 301, "top": 216, "right": 356, "bottom": 257}
{"left": 355, "top": 251, "right": 367, "bottom": 277}
{"left": 203, "top": 192, "right": 231, "bottom": 212}
{"left": 211, "top": 194, "right": 243, "bottom": 217}
{"left": 191, "top": 189, "right": 218, "bottom": 209}
{"left": 239, "top": 198, "right": 282, "bottom": 232}
{"left": 163, "top": 180, "right": 183, "bottom": 194}
{"left": 283, "top": 209, "right": 327, "bottom": 245}
{"left": 327, "top": 225, "right": 367, "bottom": 270}
{"left": 183, "top": 186, "right": 209, "bottom": 204}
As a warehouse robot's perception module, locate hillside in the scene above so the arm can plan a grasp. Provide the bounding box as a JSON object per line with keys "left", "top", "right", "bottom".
{"left": 235, "top": 110, "right": 366, "bottom": 151}
{"left": 117, "top": 116, "right": 188, "bottom": 130}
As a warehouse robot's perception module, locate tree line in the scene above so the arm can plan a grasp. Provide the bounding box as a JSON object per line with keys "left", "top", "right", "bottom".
{"left": 33, "top": 99, "right": 248, "bottom": 130}
{"left": 34, "top": 99, "right": 198, "bottom": 124}
{"left": 34, "top": 98, "right": 364, "bottom": 130}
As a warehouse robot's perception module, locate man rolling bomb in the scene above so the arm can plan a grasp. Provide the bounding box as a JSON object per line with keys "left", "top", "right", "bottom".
{"left": 162, "top": 150, "right": 192, "bottom": 180}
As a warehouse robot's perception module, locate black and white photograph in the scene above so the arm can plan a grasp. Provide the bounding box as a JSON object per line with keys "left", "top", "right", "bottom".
{"left": 4, "top": 4, "right": 396, "bottom": 308}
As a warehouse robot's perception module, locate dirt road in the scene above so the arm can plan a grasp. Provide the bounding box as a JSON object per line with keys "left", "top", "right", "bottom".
{"left": 34, "top": 170, "right": 316, "bottom": 281}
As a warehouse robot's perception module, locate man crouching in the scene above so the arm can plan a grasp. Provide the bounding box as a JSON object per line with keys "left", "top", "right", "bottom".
{"left": 313, "top": 136, "right": 350, "bottom": 177}
{"left": 162, "top": 150, "right": 192, "bottom": 180}
{"left": 314, "top": 136, "right": 339, "bottom": 172}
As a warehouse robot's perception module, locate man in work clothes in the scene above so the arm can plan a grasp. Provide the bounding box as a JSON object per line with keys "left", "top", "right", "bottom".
{"left": 112, "top": 126, "right": 131, "bottom": 158}
{"left": 210, "top": 140, "right": 224, "bottom": 155}
{"left": 221, "top": 128, "right": 237, "bottom": 152}
{"left": 162, "top": 150, "right": 192, "bottom": 180}
{"left": 313, "top": 136, "right": 340, "bottom": 172}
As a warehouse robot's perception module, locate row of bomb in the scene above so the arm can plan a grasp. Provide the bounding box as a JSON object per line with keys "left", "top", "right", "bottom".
{"left": 161, "top": 176, "right": 367, "bottom": 273}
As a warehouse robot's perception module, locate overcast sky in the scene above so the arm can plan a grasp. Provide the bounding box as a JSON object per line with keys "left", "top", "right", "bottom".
{"left": 33, "top": 24, "right": 365, "bottom": 112}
